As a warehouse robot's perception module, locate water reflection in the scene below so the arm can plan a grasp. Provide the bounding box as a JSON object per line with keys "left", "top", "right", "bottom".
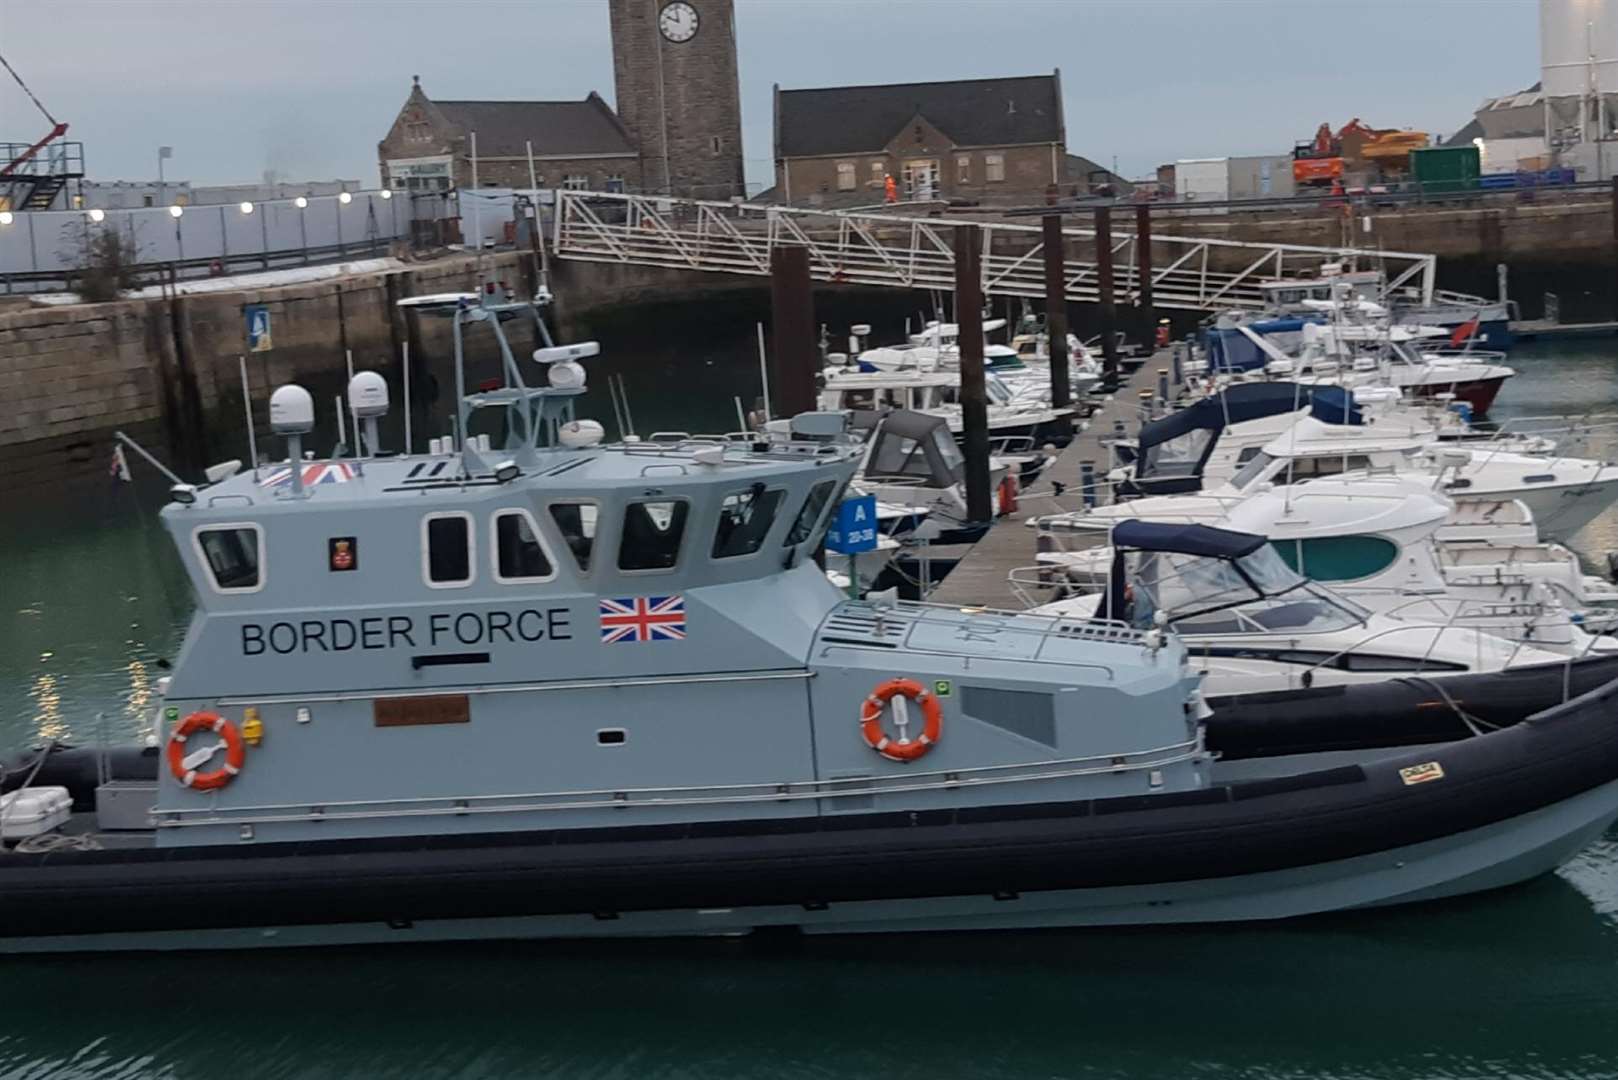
{"left": 29, "top": 669, "right": 63, "bottom": 742}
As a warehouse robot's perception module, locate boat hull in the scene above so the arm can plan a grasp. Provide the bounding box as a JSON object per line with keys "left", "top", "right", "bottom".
{"left": 3, "top": 677, "right": 1617, "bottom": 952}
{"left": 1406, "top": 373, "right": 1509, "bottom": 415}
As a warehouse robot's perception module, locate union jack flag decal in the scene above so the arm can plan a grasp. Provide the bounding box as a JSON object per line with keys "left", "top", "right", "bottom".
{"left": 599, "top": 595, "right": 687, "bottom": 644}
{"left": 259, "top": 461, "right": 357, "bottom": 488}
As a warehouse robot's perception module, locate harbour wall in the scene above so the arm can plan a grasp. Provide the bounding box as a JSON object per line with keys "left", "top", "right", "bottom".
{"left": 0, "top": 252, "right": 754, "bottom": 492}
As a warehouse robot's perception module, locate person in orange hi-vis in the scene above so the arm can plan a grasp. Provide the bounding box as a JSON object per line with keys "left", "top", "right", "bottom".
{"left": 884, "top": 174, "right": 898, "bottom": 203}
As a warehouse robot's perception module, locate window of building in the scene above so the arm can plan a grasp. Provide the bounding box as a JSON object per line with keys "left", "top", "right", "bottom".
{"left": 711, "top": 135, "right": 722, "bottom": 154}
{"left": 957, "top": 155, "right": 972, "bottom": 184}
{"left": 836, "top": 162, "right": 856, "bottom": 192}
{"left": 194, "top": 524, "right": 264, "bottom": 593}
{"left": 142, "top": 195, "right": 154, "bottom": 207}
{"left": 563, "top": 175, "right": 589, "bottom": 191}
{"left": 985, "top": 154, "right": 1006, "bottom": 182}
{"left": 549, "top": 502, "right": 598, "bottom": 573}
{"left": 869, "top": 160, "right": 885, "bottom": 184}
{"left": 713, "top": 486, "right": 786, "bottom": 559}
{"left": 619, "top": 499, "right": 689, "bottom": 572}
{"left": 785, "top": 480, "right": 840, "bottom": 547}
{"left": 422, "top": 513, "right": 474, "bottom": 587}
{"left": 605, "top": 174, "right": 625, "bottom": 193}
{"left": 406, "top": 122, "right": 431, "bottom": 142}
{"left": 492, "top": 509, "right": 555, "bottom": 583}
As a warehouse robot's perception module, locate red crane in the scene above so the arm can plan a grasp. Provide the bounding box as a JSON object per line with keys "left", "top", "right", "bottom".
{"left": 0, "top": 52, "right": 69, "bottom": 179}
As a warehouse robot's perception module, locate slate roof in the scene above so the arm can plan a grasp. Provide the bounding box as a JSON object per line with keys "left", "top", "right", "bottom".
{"left": 777, "top": 75, "right": 1062, "bottom": 158}
{"left": 433, "top": 95, "right": 636, "bottom": 157}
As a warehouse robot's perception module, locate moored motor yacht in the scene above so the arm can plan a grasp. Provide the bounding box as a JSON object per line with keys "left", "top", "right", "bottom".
{"left": 1029, "top": 478, "right": 1617, "bottom": 657}
{"left": 1042, "top": 411, "right": 1618, "bottom": 542}
{"left": 818, "top": 367, "right": 1076, "bottom": 449}
{"left": 1025, "top": 521, "right": 1573, "bottom": 697}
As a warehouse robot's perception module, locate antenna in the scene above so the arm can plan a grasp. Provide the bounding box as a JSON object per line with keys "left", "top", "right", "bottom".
{"left": 239, "top": 355, "right": 258, "bottom": 480}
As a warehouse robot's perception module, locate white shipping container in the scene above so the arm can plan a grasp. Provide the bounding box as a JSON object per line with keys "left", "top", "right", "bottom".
{"left": 1175, "top": 158, "right": 1230, "bottom": 202}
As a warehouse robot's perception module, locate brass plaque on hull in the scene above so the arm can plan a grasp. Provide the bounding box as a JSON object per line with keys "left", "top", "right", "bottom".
{"left": 374, "top": 694, "right": 471, "bottom": 728}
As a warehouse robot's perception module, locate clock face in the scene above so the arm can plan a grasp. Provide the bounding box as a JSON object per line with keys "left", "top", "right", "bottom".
{"left": 659, "top": 1, "right": 698, "bottom": 42}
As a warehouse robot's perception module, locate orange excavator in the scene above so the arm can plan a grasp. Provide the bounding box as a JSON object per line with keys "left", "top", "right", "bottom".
{"left": 1293, "top": 118, "right": 1429, "bottom": 188}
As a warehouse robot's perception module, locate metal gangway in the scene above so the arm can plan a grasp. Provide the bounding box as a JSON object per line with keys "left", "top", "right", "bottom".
{"left": 550, "top": 190, "right": 1437, "bottom": 314}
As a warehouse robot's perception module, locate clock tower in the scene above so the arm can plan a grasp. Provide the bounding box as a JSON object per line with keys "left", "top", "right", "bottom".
{"left": 608, "top": 0, "right": 746, "bottom": 199}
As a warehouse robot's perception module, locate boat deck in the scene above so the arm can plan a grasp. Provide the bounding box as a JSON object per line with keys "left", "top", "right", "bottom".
{"left": 927, "top": 352, "right": 1162, "bottom": 609}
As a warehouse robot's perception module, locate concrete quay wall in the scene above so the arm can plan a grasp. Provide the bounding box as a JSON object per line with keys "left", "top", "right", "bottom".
{"left": 0, "top": 252, "right": 746, "bottom": 491}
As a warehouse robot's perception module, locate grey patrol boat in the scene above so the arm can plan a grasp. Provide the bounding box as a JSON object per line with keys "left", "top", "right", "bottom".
{"left": 4, "top": 291, "right": 1618, "bottom": 954}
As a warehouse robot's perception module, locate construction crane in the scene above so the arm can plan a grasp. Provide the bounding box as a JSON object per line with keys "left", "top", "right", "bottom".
{"left": 0, "top": 52, "right": 68, "bottom": 178}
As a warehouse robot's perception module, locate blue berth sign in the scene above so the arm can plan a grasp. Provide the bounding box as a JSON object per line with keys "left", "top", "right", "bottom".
{"left": 826, "top": 495, "right": 878, "bottom": 555}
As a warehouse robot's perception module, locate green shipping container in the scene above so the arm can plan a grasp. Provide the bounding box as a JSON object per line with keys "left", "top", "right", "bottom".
{"left": 1410, "top": 145, "right": 1480, "bottom": 194}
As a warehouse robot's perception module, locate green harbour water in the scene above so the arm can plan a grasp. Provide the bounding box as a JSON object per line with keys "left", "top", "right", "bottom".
{"left": 2, "top": 335, "right": 1618, "bottom": 1079}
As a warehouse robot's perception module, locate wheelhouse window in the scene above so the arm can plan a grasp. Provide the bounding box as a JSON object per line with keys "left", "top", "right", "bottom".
{"left": 1271, "top": 535, "right": 1398, "bottom": 582}
{"left": 195, "top": 525, "right": 263, "bottom": 592}
{"left": 786, "top": 479, "right": 840, "bottom": 546}
{"left": 619, "top": 499, "right": 689, "bottom": 571}
{"left": 492, "top": 509, "right": 554, "bottom": 583}
{"left": 713, "top": 486, "right": 786, "bottom": 559}
{"left": 423, "top": 513, "right": 474, "bottom": 587}
{"left": 549, "top": 502, "right": 598, "bottom": 573}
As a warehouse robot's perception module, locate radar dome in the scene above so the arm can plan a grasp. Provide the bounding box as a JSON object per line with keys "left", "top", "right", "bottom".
{"left": 347, "top": 370, "right": 389, "bottom": 418}
{"left": 269, "top": 384, "right": 315, "bottom": 435}
{"left": 558, "top": 419, "right": 605, "bottom": 448}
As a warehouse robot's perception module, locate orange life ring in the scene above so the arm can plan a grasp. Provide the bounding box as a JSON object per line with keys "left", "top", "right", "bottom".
{"left": 166, "top": 710, "right": 247, "bottom": 791}
{"left": 860, "top": 678, "right": 943, "bottom": 762}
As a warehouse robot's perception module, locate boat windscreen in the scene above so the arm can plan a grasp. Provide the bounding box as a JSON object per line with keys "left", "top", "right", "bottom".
{"left": 1129, "top": 545, "right": 1367, "bottom": 634}
{"left": 1230, "top": 450, "right": 1275, "bottom": 490}
{"left": 1139, "top": 428, "right": 1213, "bottom": 481}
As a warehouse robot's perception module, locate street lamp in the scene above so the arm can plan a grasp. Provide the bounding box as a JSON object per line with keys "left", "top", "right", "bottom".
{"left": 168, "top": 205, "right": 184, "bottom": 218}
{"left": 295, "top": 196, "right": 309, "bottom": 263}
{"left": 87, "top": 208, "right": 105, "bottom": 223}
{"left": 338, "top": 191, "right": 353, "bottom": 204}
{"left": 294, "top": 196, "right": 308, "bottom": 209}
{"left": 379, "top": 189, "right": 392, "bottom": 200}
{"left": 239, "top": 201, "right": 254, "bottom": 214}
{"left": 170, "top": 204, "right": 184, "bottom": 262}
{"left": 0, "top": 211, "right": 12, "bottom": 226}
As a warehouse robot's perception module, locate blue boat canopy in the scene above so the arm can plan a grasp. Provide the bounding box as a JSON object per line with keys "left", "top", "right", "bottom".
{"left": 1307, "top": 384, "right": 1363, "bottom": 426}
{"left": 1111, "top": 520, "right": 1267, "bottom": 559}
{"left": 1202, "top": 317, "right": 1319, "bottom": 373}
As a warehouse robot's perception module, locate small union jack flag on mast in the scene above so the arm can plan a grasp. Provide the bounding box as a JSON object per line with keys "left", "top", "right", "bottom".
{"left": 599, "top": 595, "right": 687, "bottom": 644}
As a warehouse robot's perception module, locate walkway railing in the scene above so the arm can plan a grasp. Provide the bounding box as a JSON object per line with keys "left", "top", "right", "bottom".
{"left": 552, "top": 190, "right": 1438, "bottom": 313}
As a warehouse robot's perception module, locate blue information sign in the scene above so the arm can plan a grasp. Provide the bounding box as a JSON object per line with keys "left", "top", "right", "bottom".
{"left": 246, "top": 304, "right": 272, "bottom": 352}
{"left": 825, "top": 495, "right": 878, "bottom": 555}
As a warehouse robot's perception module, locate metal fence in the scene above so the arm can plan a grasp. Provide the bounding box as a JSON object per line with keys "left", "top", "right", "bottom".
{"left": 0, "top": 189, "right": 418, "bottom": 292}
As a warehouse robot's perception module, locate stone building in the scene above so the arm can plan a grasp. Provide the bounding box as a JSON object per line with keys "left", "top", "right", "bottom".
{"left": 377, "top": 0, "right": 746, "bottom": 199}
{"left": 772, "top": 73, "right": 1067, "bottom": 206}
{"left": 377, "top": 79, "right": 641, "bottom": 194}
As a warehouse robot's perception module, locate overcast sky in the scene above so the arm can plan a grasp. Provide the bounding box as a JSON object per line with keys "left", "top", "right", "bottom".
{"left": 1, "top": 0, "right": 1536, "bottom": 191}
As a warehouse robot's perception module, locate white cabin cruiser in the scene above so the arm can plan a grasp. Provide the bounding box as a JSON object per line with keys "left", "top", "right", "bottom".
{"left": 1045, "top": 412, "right": 1618, "bottom": 542}
{"left": 1031, "top": 478, "right": 1617, "bottom": 656}
{"left": 1028, "top": 521, "right": 1571, "bottom": 697}
{"left": 819, "top": 368, "right": 1076, "bottom": 450}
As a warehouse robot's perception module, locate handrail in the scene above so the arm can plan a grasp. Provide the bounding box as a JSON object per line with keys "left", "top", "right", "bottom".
{"left": 155, "top": 735, "right": 1205, "bottom": 829}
